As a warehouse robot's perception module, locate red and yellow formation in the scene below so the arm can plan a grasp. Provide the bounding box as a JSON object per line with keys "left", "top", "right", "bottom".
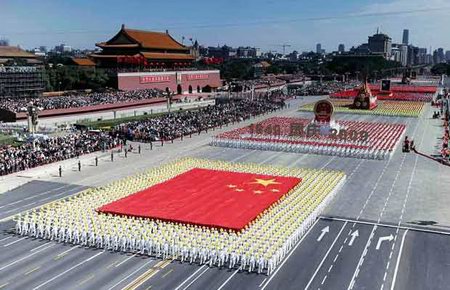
{"left": 14, "top": 158, "right": 345, "bottom": 275}
{"left": 300, "top": 99, "right": 425, "bottom": 117}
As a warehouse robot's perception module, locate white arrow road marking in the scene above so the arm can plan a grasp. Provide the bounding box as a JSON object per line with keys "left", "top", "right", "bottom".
{"left": 317, "top": 226, "right": 330, "bottom": 242}
{"left": 376, "top": 234, "right": 394, "bottom": 250}
{"left": 348, "top": 230, "right": 359, "bottom": 246}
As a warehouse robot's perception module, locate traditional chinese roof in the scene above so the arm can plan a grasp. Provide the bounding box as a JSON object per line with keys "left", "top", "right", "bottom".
{"left": 71, "top": 58, "right": 96, "bottom": 66}
{"left": 0, "top": 46, "right": 37, "bottom": 58}
{"left": 140, "top": 52, "right": 194, "bottom": 60}
{"left": 96, "top": 25, "right": 188, "bottom": 51}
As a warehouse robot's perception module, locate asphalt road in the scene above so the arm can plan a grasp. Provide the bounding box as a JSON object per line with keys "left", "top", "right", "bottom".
{"left": 1, "top": 96, "right": 450, "bottom": 290}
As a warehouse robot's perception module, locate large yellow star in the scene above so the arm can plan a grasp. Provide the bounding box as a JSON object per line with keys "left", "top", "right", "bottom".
{"left": 251, "top": 178, "right": 281, "bottom": 187}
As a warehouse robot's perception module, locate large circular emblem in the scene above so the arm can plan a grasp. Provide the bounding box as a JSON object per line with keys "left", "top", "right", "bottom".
{"left": 313, "top": 99, "right": 334, "bottom": 122}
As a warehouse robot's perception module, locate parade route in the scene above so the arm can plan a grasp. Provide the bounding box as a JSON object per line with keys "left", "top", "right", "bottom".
{"left": 1, "top": 98, "right": 450, "bottom": 290}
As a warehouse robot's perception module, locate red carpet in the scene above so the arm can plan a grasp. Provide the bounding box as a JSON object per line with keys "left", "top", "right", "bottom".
{"left": 97, "top": 168, "right": 301, "bottom": 231}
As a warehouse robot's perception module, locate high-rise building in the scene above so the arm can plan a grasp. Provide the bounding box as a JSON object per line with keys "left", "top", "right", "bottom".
{"left": 402, "top": 29, "right": 409, "bottom": 45}
{"left": 418, "top": 48, "right": 427, "bottom": 64}
{"left": 368, "top": 33, "right": 392, "bottom": 59}
{"left": 433, "top": 48, "right": 446, "bottom": 64}
{"left": 407, "top": 45, "right": 420, "bottom": 65}
{"left": 316, "top": 43, "right": 322, "bottom": 54}
{"left": 338, "top": 44, "right": 345, "bottom": 53}
{"left": 391, "top": 44, "right": 408, "bottom": 66}
{"left": 446, "top": 50, "right": 450, "bottom": 62}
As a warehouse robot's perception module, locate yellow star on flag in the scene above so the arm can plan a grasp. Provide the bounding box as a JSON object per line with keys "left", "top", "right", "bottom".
{"left": 270, "top": 189, "right": 280, "bottom": 192}
{"left": 251, "top": 178, "right": 281, "bottom": 187}
{"left": 253, "top": 190, "right": 264, "bottom": 195}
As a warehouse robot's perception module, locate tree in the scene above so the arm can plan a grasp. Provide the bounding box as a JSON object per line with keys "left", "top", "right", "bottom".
{"left": 326, "top": 55, "right": 401, "bottom": 79}
{"left": 431, "top": 63, "right": 449, "bottom": 75}
{"left": 44, "top": 66, "right": 110, "bottom": 91}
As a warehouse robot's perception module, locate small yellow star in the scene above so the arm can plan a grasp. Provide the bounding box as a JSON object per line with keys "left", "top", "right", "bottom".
{"left": 253, "top": 190, "right": 264, "bottom": 195}
{"left": 227, "top": 184, "right": 237, "bottom": 188}
{"left": 235, "top": 188, "right": 244, "bottom": 192}
{"left": 251, "top": 178, "right": 281, "bottom": 187}
{"left": 270, "top": 189, "right": 280, "bottom": 193}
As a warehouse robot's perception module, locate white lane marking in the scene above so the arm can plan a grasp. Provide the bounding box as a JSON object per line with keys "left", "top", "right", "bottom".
{"left": 174, "top": 265, "right": 208, "bottom": 290}
{"left": 304, "top": 221, "right": 348, "bottom": 290}
{"left": 320, "top": 157, "right": 336, "bottom": 170}
{"left": 258, "top": 278, "right": 267, "bottom": 287}
{"left": 0, "top": 236, "right": 12, "bottom": 243}
{"left": 0, "top": 184, "right": 68, "bottom": 209}
{"left": 321, "top": 275, "right": 327, "bottom": 285}
{"left": 54, "top": 245, "right": 80, "bottom": 257}
{"left": 216, "top": 267, "right": 241, "bottom": 290}
{"left": 3, "top": 202, "right": 37, "bottom": 214}
{"left": 376, "top": 235, "right": 394, "bottom": 250}
{"left": 107, "top": 259, "right": 155, "bottom": 290}
{"left": 229, "top": 150, "right": 257, "bottom": 162}
{"left": 261, "top": 218, "right": 321, "bottom": 290}
{"left": 347, "top": 225, "right": 377, "bottom": 290}
{"left": 3, "top": 236, "right": 27, "bottom": 247}
{"left": 33, "top": 251, "right": 104, "bottom": 290}
{"left": 390, "top": 230, "right": 409, "bottom": 290}
{"left": 320, "top": 216, "right": 450, "bottom": 236}
{"left": 347, "top": 151, "right": 407, "bottom": 290}
{"left": 30, "top": 242, "right": 52, "bottom": 252}
{"left": 380, "top": 111, "right": 425, "bottom": 290}
{"left": 317, "top": 226, "right": 330, "bottom": 242}
{"left": 0, "top": 186, "right": 86, "bottom": 223}
{"left": 348, "top": 230, "right": 359, "bottom": 246}
{"left": 115, "top": 254, "right": 137, "bottom": 267}
{"left": 181, "top": 267, "right": 209, "bottom": 290}
{"left": 0, "top": 243, "right": 55, "bottom": 271}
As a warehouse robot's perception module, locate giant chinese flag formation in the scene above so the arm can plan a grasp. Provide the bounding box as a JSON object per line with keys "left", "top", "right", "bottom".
{"left": 98, "top": 168, "right": 301, "bottom": 231}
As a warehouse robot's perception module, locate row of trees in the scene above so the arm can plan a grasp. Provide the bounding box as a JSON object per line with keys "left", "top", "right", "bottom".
{"left": 196, "top": 55, "right": 403, "bottom": 82}
{"left": 431, "top": 63, "right": 450, "bottom": 75}
{"left": 44, "top": 66, "right": 110, "bottom": 92}
{"left": 41, "top": 53, "right": 433, "bottom": 92}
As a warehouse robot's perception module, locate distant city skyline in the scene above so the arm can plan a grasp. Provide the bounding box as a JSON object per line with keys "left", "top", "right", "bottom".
{"left": 1, "top": 0, "right": 450, "bottom": 53}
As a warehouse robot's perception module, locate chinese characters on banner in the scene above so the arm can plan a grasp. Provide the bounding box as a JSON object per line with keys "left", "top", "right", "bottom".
{"left": 140, "top": 75, "right": 171, "bottom": 84}
{"left": 249, "top": 123, "right": 369, "bottom": 142}
{"left": 186, "top": 74, "right": 209, "bottom": 81}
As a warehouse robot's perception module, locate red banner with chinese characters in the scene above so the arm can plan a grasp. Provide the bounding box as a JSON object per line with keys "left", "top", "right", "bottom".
{"left": 140, "top": 75, "right": 171, "bottom": 84}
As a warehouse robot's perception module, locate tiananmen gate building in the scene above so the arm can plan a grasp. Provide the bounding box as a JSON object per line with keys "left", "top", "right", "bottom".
{"left": 91, "top": 25, "right": 221, "bottom": 94}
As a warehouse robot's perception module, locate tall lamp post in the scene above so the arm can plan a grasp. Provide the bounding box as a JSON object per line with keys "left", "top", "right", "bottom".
{"left": 27, "top": 102, "right": 39, "bottom": 134}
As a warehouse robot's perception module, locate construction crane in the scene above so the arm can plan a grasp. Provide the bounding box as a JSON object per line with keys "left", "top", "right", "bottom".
{"left": 271, "top": 44, "right": 292, "bottom": 55}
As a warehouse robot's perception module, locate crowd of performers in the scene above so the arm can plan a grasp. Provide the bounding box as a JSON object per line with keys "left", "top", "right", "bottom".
{"left": 212, "top": 118, "right": 405, "bottom": 160}
{"left": 0, "top": 133, "right": 119, "bottom": 176}
{"left": 112, "top": 98, "right": 284, "bottom": 142}
{"left": 14, "top": 158, "right": 345, "bottom": 274}
{"left": 0, "top": 89, "right": 165, "bottom": 113}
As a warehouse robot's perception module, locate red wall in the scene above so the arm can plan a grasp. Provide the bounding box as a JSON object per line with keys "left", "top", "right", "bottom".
{"left": 118, "top": 70, "right": 221, "bottom": 93}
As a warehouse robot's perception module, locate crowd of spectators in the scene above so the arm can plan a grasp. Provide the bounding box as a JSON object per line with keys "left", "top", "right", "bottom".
{"left": 0, "top": 89, "right": 166, "bottom": 113}
{"left": 113, "top": 98, "right": 284, "bottom": 142}
{"left": 231, "top": 76, "right": 288, "bottom": 91}
{"left": 0, "top": 133, "right": 119, "bottom": 176}
{"left": 441, "top": 118, "right": 449, "bottom": 161}
{"left": 0, "top": 97, "right": 284, "bottom": 176}
{"left": 290, "top": 81, "right": 360, "bottom": 96}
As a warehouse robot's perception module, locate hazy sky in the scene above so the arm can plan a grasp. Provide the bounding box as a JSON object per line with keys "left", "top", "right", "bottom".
{"left": 1, "top": 0, "right": 450, "bottom": 52}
